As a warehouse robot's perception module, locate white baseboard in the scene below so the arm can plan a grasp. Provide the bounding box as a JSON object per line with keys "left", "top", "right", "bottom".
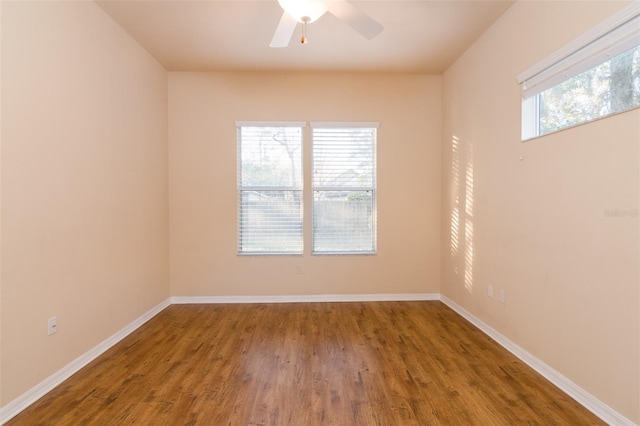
{"left": 170, "top": 293, "right": 440, "bottom": 304}
{"left": 2, "top": 294, "right": 634, "bottom": 426}
{"left": 440, "top": 295, "right": 636, "bottom": 426}
{"left": 0, "top": 298, "right": 172, "bottom": 425}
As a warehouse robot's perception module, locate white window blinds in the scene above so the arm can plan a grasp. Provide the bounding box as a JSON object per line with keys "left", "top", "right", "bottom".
{"left": 517, "top": 2, "right": 640, "bottom": 140}
{"left": 311, "top": 123, "right": 377, "bottom": 254}
{"left": 237, "top": 123, "right": 304, "bottom": 255}
{"left": 517, "top": 2, "right": 640, "bottom": 98}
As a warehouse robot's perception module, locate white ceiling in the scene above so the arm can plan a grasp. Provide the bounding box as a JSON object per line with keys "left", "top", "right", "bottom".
{"left": 96, "top": 0, "right": 515, "bottom": 73}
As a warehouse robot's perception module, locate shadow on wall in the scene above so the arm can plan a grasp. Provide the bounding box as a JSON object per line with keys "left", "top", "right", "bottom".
{"left": 450, "top": 136, "right": 474, "bottom": 294}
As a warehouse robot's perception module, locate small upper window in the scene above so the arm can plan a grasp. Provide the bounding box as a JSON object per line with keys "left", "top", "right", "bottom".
{"left": 519, "top": 3, "right": 640, "bottom": 140}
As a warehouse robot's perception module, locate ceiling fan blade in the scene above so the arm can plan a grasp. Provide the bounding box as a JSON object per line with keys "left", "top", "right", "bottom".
{"left": 327, "top": 0, "right": 383, "bottom": 40}
{"left": 270, "top": 12, "right": 297, "bottom": 48}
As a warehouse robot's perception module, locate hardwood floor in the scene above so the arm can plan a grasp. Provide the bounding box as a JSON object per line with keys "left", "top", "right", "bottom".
{"left": 7, "top": 302, "right": 604, "bottom": 425}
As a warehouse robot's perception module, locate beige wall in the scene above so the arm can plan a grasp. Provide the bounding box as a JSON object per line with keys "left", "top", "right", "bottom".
{"left": 2, "top": 0, "right": 637, "bottom": 421}
{"left": 169, "top": 72, "right": 441, "bottom": 297}
{"left": 1, "top": 1, "right": 170, "bottom": 406}
{"left": 0, "top": 0, "right": 4, "bottom": 411}
{"left": 441, "top": 0, "right": 639, "bottom": 422}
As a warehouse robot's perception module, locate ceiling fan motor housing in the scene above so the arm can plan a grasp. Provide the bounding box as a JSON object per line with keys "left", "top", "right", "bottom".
{"left": 271, "top": 0, "right": 384, "bottom": 48}
{"left": 277, "top": 0, "right": 328, "bottom": 23}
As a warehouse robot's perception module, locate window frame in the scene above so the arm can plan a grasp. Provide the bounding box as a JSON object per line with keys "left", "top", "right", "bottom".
{"left": 310, "top": 122, "right": 378, "bottom": 256}
{"left": 236, "top": 121, "right": 305, "bottom": 256}
{"left": 518, "top": 2, "right": 640, "bottom": 141}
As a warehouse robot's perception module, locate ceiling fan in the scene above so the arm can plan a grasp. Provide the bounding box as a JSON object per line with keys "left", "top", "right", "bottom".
{"left": 270, "top": 0, "right": 384, "bottom": 47}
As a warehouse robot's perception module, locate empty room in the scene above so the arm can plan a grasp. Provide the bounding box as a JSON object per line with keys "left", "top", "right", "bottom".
{"left": 1, "top": 0, "right": 638, "bottom": 424}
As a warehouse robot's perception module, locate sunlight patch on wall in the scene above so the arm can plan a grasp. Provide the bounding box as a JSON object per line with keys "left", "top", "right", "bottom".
{"left": 464, "top": 143, "right": 474, "bottom": 293}
{"left": 449, "top": 135, "right": 474, "bottom": 294}
{"left": 451, "top": 136, "right": 460, "bottom": 259}
{"left": 451, "top": 207, "right": 460, "bottom": 258}
{"left": 465, "top": 144, "right": 474, "bottom": 217}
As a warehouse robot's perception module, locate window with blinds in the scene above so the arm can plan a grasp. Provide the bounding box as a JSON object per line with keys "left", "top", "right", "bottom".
{"left": 518, "top": 2, "right": 640, "bottom": 140}
{"left": 237, "top": 123, "right": 304, "bottom": 255}
{"left": 312, "top": 124, "right": 377, "bottom": 254}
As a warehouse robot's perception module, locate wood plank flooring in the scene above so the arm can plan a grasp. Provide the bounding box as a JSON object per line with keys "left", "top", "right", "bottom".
{"left": 7, "top": 301, "right": 604, "bottom": 425}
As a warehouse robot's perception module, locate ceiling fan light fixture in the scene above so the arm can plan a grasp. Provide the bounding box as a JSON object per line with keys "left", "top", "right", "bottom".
{"left": 277, "top": 0, "right": 328, "bottom": 23}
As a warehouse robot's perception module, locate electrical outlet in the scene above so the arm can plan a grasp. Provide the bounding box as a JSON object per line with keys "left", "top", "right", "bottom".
{"left": 48, "top": 317, "right": 57, "bottom": 335}
{"left": 499, "top": 290, "right": 505, "bottom": 304}
{"left": 488, "top": 285, "right": 494, "bottom": 298}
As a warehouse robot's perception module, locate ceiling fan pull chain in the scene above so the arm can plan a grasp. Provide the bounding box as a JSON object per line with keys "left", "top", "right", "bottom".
{"left": 301, "top": 16, "right": 310, "bottom": 44}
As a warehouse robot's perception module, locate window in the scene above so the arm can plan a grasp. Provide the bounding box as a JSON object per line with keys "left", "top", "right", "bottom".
{"left": 519, "top": 3, "right": 640, "bottom": 140}
{"left": 237, "top": 123, "right": 304, "bottom": 255}
{"left": 236, "top": 121, "right": 377, "bottom": 256}
{"left": 312, "top": 123, "right": 377, "bottom": 254}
